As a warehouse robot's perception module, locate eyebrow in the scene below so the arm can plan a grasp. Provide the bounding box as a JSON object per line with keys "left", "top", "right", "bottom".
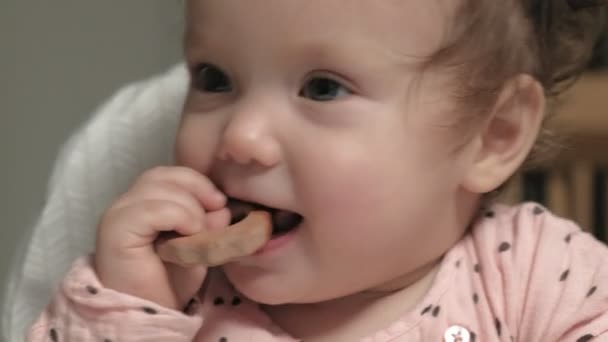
{"left": 182, "top": 21, "right": 426, "bottom": 76}
{"left": 182, "top": 24, "right": 220, "bottom": 61}
{"left": 289, "top": 37, "right": 427, "bottom": 74}
{"left": 183, "top": 25, "right": 203, "bottom": 54}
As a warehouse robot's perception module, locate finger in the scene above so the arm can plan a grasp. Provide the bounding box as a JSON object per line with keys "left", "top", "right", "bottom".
{"left": 123, "top": 183, "right": 231, "bottom": 234}
{"left": 116, "top": 182, "right": 205, "bottom": 224}
{"left": 205, "top": 207, "right": 231, "bottom": 232}
{"left": 105, "top": 200, "right": 203, "bottom": 248}
{"left": 137, "top": 166, "right": 226, "bottom": 210}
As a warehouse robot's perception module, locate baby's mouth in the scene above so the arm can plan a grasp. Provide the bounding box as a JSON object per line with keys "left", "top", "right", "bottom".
{"left": 227, "top": 198, "right": 303, "bottom": 238}
{"left": 271, "top": 210, "right": 303, "bottom": 237}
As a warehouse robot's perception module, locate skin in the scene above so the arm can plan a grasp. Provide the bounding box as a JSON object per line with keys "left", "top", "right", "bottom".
{"left": 179, "top": 0, "right": 473, "bottom": 305}
{"left": 96, "top": 0, "right": 545, "bottom": 340}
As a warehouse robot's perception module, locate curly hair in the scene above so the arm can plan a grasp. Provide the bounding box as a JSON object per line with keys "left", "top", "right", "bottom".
{"left": 424, "top": 0, "right": 606, "bottom": 173}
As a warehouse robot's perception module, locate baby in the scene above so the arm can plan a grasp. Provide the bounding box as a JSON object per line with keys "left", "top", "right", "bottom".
{"left": 27, "top": 0, "right": 608, "bottom": 341}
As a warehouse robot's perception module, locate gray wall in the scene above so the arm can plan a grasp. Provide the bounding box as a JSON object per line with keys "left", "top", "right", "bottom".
{"left": 0, "top": 0, "right": 184, "bottom": 326}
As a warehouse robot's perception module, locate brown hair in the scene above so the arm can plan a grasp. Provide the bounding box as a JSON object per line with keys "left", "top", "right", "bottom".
{"left": 426, "top": 0, "right": 606, "bottom": 172}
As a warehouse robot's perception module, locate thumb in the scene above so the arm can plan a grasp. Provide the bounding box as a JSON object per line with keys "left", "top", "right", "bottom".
{"left": 205, "top": 207, "right": 231, "bottom": 232}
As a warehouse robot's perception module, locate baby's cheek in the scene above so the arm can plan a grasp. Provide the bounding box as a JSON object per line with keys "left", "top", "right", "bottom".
{"left": 174, "top": 116, "right": 221, "bottom": 172}
{"left": 312, "top": 173, "right": 401, "bottom": 221}
{"left": 312, "top": 172, "right": 431, "bottom": 252}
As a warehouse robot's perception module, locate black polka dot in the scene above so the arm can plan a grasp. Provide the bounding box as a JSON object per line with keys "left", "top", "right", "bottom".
{"left": 473, "top": 293, "right": 479, "bottom": 304}
{"left": 455, "top": 259, "right": 461, "bottom": 268}
{"left": 587, "top": 286, "right": 598, "bottom": 298}
{"left": 219, "top": 338, "right": 228, "bottom": 342}
{"left": 231, "top": 296, "right": 242, "bottom": 306}
{"left": 420, "top": 304, "right": 432, "bottom": 316}
{"left": 104, "top": 339, "right": 112, "bottom": 342}
{"left": 565, "top": 234, "right": 572, "bottom": 243}
{"left": 560, "top": 269, "right": 570, "bottom": 282}
{"left": 577, "top": 334, "right": 594, "bottom": 342}
{"left": 49, "top": 328, "right": 58, "bottom": 342}
{"left": 474, "top": 263, "right": 481, "bottom": 273}
{"left": 432, "top": 306, "right": 441, "bottom": 317}
{"left": 142, "top": 307, "right": 158, "bottom": 315}
{"left": 495, "top": 318, "right": 502, "bottom": 336}
{"left": 470, "top": 331, "right": 477, "bottom": 342}
{"left": 499, "top": 242, "right": 511, "bottom": 253}
{"left": 485, "top": 211, "right": 495, "bottom": 218}
{"left": 184, "top": 298, "right": 197, "bottom": 315}
{"left": 85, "top": 285, "right": 98, "bottom": 295}
{"left": 213, "top": 297, "right": 225, "bottom": 306}
{"left": 533, "top": 206, "right": 544, "bottom": 215}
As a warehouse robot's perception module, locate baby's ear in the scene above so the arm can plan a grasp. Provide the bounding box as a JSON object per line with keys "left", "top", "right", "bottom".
{"left": 461, "top": 74, "right": 545, "bottom": 194}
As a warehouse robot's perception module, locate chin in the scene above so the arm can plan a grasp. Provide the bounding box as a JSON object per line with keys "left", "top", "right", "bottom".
{"left": 223, "top": 266, "right": 309, "bottom": 305}
{"left": 231, "top": 278, "right": 295, "bottom": 305}
{"left": 228, "top": 274, "right": 347, "bottom": 306}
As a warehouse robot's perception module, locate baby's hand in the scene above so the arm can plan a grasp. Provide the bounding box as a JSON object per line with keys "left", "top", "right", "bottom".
{"left": 94, "top": 166, "right": 230, "bottom": 311}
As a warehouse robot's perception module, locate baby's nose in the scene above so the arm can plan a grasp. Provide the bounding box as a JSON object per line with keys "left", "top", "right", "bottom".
{"left": 216, "top": 107, "right": 281, "bottom": 167}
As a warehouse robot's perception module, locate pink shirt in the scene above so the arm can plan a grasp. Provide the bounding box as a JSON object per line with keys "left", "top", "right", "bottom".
{"left": 27, "top": 203, "right": 608, "bottom": 341}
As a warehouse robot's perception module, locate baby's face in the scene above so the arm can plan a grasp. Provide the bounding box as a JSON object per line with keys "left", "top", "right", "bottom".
{"left": 177, "top": 0, "right": 476, "bottom": 304}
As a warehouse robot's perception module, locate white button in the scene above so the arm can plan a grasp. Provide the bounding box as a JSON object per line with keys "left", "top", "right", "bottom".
{"left": 444, "top": 325, "right": 470, "bottom": 342}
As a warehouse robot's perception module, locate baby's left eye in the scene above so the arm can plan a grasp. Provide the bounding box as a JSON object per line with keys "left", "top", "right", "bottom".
{"left": 299, "top": 77, "right": 352, "bottom": 102}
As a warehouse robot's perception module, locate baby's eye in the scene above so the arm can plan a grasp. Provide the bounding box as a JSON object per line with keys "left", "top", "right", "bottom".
{"left": 192, "top": 63, "right": 232, "bottom": 93}
{"left": 299, "top": 77, "right": 352, "bottom": 102}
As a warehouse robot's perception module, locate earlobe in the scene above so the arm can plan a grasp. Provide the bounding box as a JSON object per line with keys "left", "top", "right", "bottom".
{"left": 461, "top": 74, "right": 545, "bottom": 194}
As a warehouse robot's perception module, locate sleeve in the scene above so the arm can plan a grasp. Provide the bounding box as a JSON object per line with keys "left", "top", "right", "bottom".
{"left": 473, "top": 203, "right": 608, "bottom": 342}
{"left": 26, "top": 256, "right": 204, "bottom": 342}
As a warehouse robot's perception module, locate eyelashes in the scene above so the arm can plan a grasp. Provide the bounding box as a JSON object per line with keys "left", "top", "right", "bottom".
{"left": 299, "top": 76, "right": 352, "bottom": 101}
{"left": 191, "top": 63, "right": 232, "bottom": 93}
{"left": 190, "top": 63, "right": 353, "bottom": 101}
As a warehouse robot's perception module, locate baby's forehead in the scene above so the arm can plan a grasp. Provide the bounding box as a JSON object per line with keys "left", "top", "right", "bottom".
{"left": 185, "top": 0, "right": 455, "bottom": 59}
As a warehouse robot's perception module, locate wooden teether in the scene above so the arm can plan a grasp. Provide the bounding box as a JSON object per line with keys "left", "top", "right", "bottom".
{"left": 156, "top": 206, "right": 272, "bottom": 267}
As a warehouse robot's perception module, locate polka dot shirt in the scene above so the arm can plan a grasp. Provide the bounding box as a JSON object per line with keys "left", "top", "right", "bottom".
{"left": 27, "top": 203, "right": 608, "bottom": 341}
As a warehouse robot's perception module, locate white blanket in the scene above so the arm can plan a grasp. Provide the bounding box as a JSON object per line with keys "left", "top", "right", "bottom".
{"left": 1, "top": 64, "right": 189, "bottom": 341}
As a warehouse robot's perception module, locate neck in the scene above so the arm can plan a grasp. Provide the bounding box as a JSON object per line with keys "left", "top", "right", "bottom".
{"left": 262, "top": 259, "right": 441, "bottom": 342}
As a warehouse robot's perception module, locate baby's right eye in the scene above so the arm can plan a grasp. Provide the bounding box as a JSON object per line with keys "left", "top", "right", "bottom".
{"left": 191, "top": 63, "right": 232, "bottom": 93}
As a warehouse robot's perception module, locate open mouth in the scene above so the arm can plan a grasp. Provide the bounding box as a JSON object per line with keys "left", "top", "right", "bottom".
{"left": 228, "top": 198, "right": 303, "bottom": 238}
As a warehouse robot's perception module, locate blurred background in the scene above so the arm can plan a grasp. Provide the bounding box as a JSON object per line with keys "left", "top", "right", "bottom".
{"left": 0, "top": 2, "right": 607, "bottom": 338}
{"left": 500, "top": 25, "right": 608, "bottom": 241}
{"left": 0, "top": 0, "right": 184, "bottom": 328}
